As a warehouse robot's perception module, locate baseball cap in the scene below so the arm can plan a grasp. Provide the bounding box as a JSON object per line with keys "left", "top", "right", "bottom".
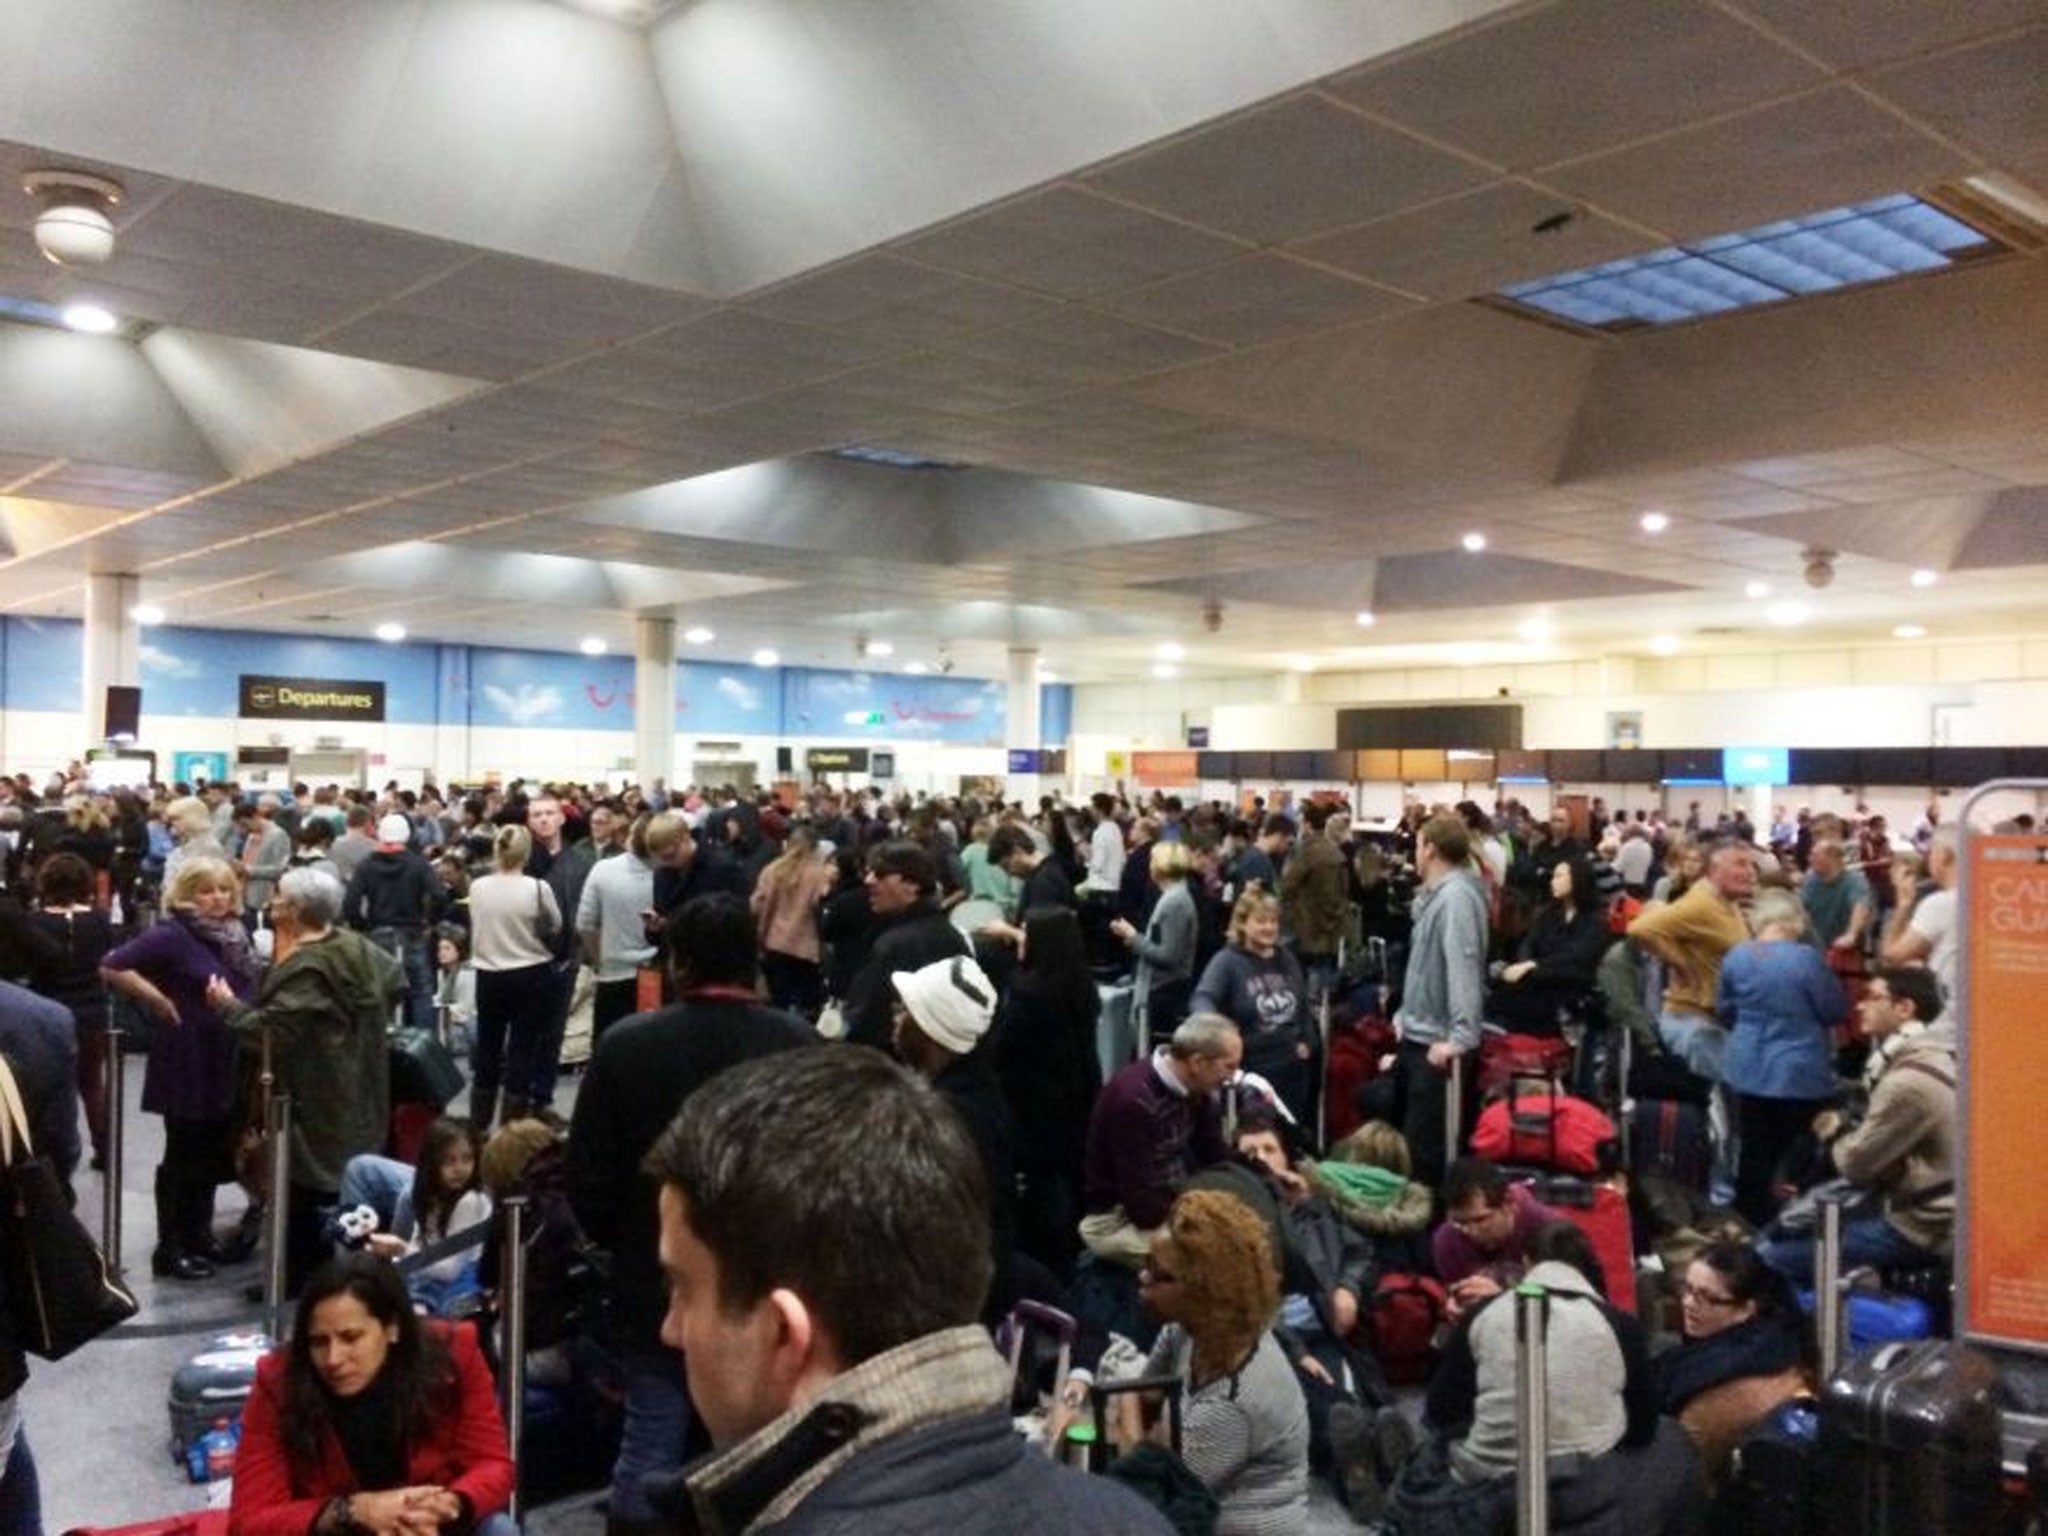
{"left": 377, "top": 813, "right": 412, "bottom": 845}
{"left": 892, "top": 954, "right": 996, "bottom": 1056}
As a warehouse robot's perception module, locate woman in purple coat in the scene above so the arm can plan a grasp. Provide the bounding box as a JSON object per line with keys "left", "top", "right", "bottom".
{"left": 102, "top": 855, "right": 261, "bottom": 1279}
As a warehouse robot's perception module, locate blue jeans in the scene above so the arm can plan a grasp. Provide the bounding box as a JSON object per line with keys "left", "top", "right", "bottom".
{"left": 371, "top": 927, "right": 438, "bottom": 1035}
{"left": 337, "top": 1153, "right": 416, "bottom": 1236}
{"left": 611, "top": 1344, "right": 692, "bottom": 1524}
{"left": 1660, "top": 1007, "right": 1736, "bottom": 1202}
{"left": 1758, "top": 1212, "right": 1929, "bottom": 1288}
{"left": 474, "top": 1515, "right": 518, "bottom": 1536}
{"left": 0, "top": 1425, "right": 39, "bottom": 1536}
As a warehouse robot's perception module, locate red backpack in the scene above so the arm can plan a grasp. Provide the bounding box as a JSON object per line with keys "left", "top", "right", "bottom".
{"left": 1364, "top": 1272, "right": 1449, "bottom": 1386}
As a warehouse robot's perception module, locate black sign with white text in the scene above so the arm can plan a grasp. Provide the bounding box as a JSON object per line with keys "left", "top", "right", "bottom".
{"left": 238, "top": 674, "right": 386, "bottom": 722}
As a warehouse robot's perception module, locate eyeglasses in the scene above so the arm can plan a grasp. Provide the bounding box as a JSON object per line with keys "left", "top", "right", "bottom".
{"left": 1680, "top": 1283, "right": 1740, "bottom": 1309}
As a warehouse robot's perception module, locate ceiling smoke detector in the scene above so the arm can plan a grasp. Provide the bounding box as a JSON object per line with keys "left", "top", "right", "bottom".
{"left": 22, "top": 169, "right": 124, "bottom": 266}
{"left": 1801, "top": 545, "right": 1838, "bottom": 589}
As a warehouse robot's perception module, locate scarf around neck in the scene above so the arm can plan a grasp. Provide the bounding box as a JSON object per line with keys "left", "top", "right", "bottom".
{"left": 180, "top": 909, "right": 261, "bottom": 992}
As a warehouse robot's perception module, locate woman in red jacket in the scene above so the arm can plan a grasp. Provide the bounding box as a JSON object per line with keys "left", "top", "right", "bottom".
{"left": 231, "top": 1255, "right": 514, "bottom": 1536}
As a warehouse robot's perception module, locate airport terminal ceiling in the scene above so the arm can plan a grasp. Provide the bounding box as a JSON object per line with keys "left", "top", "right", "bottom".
{"left": 0, "top": 0, "right": 2043, "bottom": 685}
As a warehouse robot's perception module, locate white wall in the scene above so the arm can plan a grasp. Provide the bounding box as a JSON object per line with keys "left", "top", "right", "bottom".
{"left": 1073, "top": 639, "right": 2048, "bottom": 754}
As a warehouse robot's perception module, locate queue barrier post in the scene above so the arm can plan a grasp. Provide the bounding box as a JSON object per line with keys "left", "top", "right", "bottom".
{"left": 263, "top": 1094, "right": 292, "bottom": 1341}
{"left": 499, "top": 1193, "right": 530, "bottom": 1521}
{"left": 1514, "top": 1281, "right": 1551, "bottom": 1536}
{"left": 1817, "top": 1191, "right": 1847, "bottom": 1381}
{"left": 101, "top": 1025, "right": 125, "bottom": 1272}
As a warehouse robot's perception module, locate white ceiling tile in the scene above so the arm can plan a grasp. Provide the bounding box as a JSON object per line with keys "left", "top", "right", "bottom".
{"left": 1540, "top": 87, "right": 1969, "bottom": 240}
{"left": 1870, "top": 25, "right": 2048, "bottom": 169}
{"left": 1326, "top": 0, "right": 1825, "bottom": 171}
{"left": 1100, "top": 254, "right": 1415, "bottom": 346}
{"left": 892, "top": 186, "right": 1245, "bottom": 300}
{"left": 1084, "top": 94, "right": 1491, "bottom": 243}
{"left": 1294, "top": 183, "right": 1651, "bottom": 300}
{"left": 1728, "top": 0, "right": 2045, "bottom": 73}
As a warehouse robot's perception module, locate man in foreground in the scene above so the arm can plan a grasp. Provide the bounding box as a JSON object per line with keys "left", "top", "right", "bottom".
{"left": 646, "top": 1048, "right": 1168, "bottom": 1533}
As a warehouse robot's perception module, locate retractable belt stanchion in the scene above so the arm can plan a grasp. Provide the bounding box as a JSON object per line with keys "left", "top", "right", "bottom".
{"left": 1515, "top": 1282, "right": 1552, "bottom": 1536}
{"left": 1316, "top": 987, "right": 1334, "bottom": 1149}
{"left": 101, "top": 1022, "right": 125, "bottom": 1271}
{"left": 499, "top": 1194, "right": 530, "bottom": 1522}
{"left": 264, "top": 1094, "right": 292, "bottom": 1340}
{"left": 1816, "top": 1191, "right": 1846, "bottom": 1381}
{"left": 1444, "top": 1050, "right": 1465, "bottom": 1168}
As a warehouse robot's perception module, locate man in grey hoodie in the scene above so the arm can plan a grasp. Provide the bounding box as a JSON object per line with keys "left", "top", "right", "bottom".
{"left": 1389, "top": 815, "right": 1490, "bottom": 1188}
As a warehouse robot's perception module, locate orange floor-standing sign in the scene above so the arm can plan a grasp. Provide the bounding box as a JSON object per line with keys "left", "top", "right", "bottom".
{"left": 1965, "top": 835, "right": 2048, "bottom": 1350}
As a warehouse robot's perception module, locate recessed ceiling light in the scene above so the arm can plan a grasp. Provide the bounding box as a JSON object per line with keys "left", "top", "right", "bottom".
{"left": 60, "top": 302, "right": 117, "bottom": 334}
{"left": 1766, "top": 601, "right": 1810, "bottom": 627}
{"left": 1744, "top": 580, "right": 1771, "bottom": 599}
{"left": 578, "top": 636, "right": 607, "bottom": 656}
{"left": 682, "top": 625, "right": 714, "bottom": 645}
{"left": 129, "top": 602, "right": 165, "bottom": 626}
{"left": 751, "top": 648, "right": 779, "bottom": 668}
{"left": 1516, "top": 616, "right": 1553, "bottom": 643}
{"left": 1156, "top": 641, "right": 1186, "bottom": 661}
{"left": 1355, "top": 610, "right": 1377, "bottom": 628}
{"left": 865, "top": 640, "right": 894, "bottom": 658}
{"left": 904, "top": 661, "right": 929, "bottom": 675}
{"left": 374, "top": 622, "right": 406, "bottom": 643}
{"left": 1151, "top": 663, "right": 1178, "bottom": 680}
{"left": 1910, "top": 568, "right": 1938, "bottom": 588}
{"left": 1639, "top": 511, "right": 1670, "bottom": 533}
{"left": 1893, "top": 624, "right": 1928, "bottom": 639}
{"left": 1648, "top": 634, "right": 1682, "bottom": 655}
{"left": 1461, "top": 532, "right": 1487, "bottom": 553}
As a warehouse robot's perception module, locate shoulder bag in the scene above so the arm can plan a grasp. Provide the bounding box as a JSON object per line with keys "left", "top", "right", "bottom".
{"left": 0, "top": 1055, "right": 139, "bottom": 1358}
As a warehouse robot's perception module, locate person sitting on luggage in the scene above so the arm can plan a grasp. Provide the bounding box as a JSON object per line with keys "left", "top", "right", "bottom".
{"left": 1315, "top": 1120, "right": 1436, "bottom": 1275}
{"left": 230, "top": 1253, "right": 515, "bottom": 1536}
{"left": 1486, "top": 856, "right": 1610, "bottom": 1036}
{"left": 1413, "top": 1221, "right": 1701, "bottom": 1531}
{"left": 1758, "top": 967, "right": 1955, "bottom": 1287}
{"left": 1102, "top": 1188, "right": 1312, "bottom": 1536}
{"left": 1650, "top": 1241, "right": 1812, "bottom": 1494}
{"left": 362, "top": 1117, "right": 492, "bottom": 1318}
{"left": 1431, "top": 1158, "right": 1563, "bottom": 1321}
{"left": 1078, "top": 1014, "right": 1239, "bottom": 1269}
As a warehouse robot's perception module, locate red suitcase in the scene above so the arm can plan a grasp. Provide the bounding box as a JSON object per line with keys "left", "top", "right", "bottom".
{"left": 65, "top": 1515, "right": 229, "bottom": 1536}
{"left": 1523, "top": 1173, "right": 1636, "bottom": 1315}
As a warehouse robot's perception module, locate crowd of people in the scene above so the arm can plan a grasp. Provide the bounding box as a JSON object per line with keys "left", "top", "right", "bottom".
{"left": 0, "top": 764, "right": 1990, "bottom": 1532}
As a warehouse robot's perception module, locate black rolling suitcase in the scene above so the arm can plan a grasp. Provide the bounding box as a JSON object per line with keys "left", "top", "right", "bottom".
{"left": 1719, "top": 1395, "right": 1820, "bottom": 1534}
{"left": 1818, "top": 1338, "right": 2001, "bottom": 1536}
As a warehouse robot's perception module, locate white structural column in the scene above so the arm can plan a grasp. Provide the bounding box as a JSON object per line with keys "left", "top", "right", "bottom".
{"left": 81, "top": 573, "right": 141, "bottom": 742}
{"left": 1006, "top": 646, "right": 1041, "bottom": 796}
{"left": 634, "top": 616, "right": 676, "bottom": 793}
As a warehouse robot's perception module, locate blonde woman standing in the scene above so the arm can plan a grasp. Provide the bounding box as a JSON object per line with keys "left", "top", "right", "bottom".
{"left": 465, "top": 826, "right": 561, "bottom": 1130}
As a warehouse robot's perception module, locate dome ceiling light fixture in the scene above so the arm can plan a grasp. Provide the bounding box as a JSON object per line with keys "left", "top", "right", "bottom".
{"left": 22, "top": 169, "right": 125, "bottom": 266}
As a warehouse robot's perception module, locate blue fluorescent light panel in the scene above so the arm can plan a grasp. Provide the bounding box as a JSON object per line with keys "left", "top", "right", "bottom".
{"left": 1499, "top": 195, "right": 1995, "bottom": 330}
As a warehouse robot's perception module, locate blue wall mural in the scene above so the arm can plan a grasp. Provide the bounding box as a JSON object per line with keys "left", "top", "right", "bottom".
{"left": 2, "top": 618, "right": 1076, "bottom": 747}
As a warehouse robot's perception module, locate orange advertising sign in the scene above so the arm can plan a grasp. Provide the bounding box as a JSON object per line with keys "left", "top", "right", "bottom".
{"left": 1131, "top": 750, "right": 1198, "bottom": 786}
{"left": 1964, "top": 835, "right": 2048, "bottom": 1349}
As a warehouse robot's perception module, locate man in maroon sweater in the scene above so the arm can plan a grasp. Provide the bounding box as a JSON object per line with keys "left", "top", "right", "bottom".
{"left": 1430, "top": 1157, "right": 1562, "bottom": 1321}
{"left": 1078, "top": 1013, "right": 1240, "bottom": 1266}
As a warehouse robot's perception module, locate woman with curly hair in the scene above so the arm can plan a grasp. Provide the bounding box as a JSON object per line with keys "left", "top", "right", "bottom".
{"left": 1128, "top": 1187, "right": 1309, "bottom": 1535}
{"left": 230, "top": 1254, "right": 514, "bottom": 1536}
